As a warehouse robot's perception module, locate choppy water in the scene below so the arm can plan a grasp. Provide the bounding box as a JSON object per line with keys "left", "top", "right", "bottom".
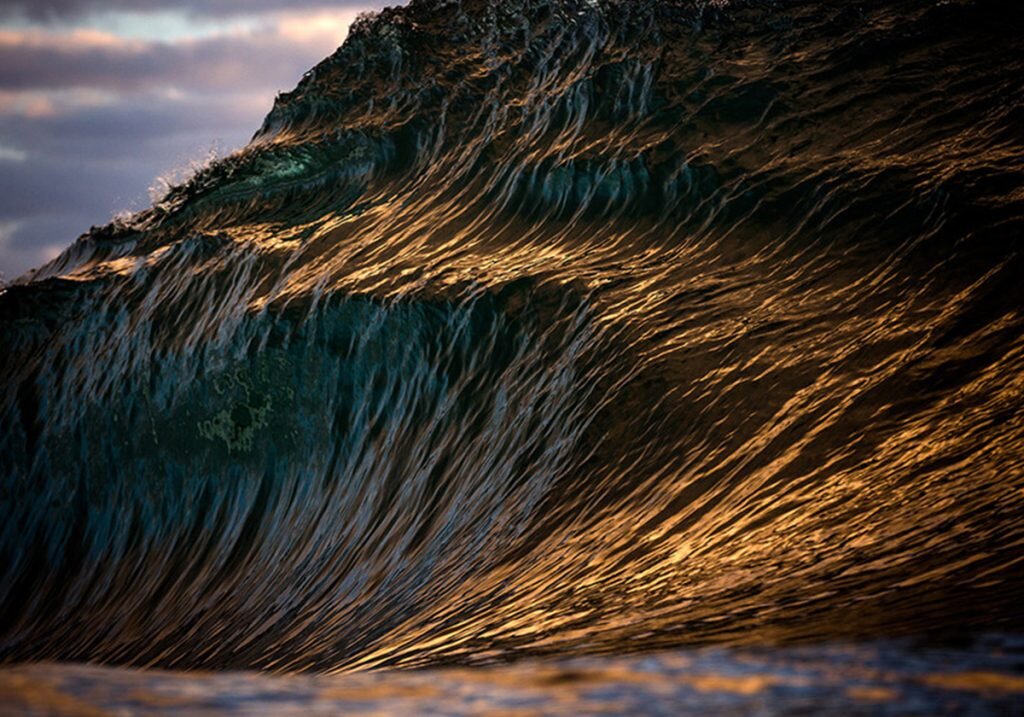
{"left": 2, "top": 0, "right": 1024, "bottom": 711}
{"left": 4, "top": 637, "right": 1024, "bottom": 716}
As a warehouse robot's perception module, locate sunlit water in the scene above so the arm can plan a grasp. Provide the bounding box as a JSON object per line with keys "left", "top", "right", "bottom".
{"left": 2, "top": 0, "right": 1023, "bottom": 711}
{"left": 4, "top": 637, "right": 1024, "bottom": 715}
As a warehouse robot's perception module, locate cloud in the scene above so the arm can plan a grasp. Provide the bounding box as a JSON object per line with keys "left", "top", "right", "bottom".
{"left": 0, "top": 89, "right": 267, "bottom": 180}
{"left": 0, "top": 150, "right": 156, "bottom": 217}
{"left": 0, "top": 100, "right": 249, "bottom": 278}
{"left": 0, "top": 220, "right": 20, "bottom": 249}
{"left": 1, "top": 0, "right": 375, "bottom": 22}
{"left": 0, "top": 216, "right": 86, "bottom": 281}
{"left": 0, "top": 10, "right": 366, "bottom": 92}
{"left": 0, "top": 3, "right": 386, "bottom": 279}
{"left": 0, "top": 145, "right": 28, "bottom": 162}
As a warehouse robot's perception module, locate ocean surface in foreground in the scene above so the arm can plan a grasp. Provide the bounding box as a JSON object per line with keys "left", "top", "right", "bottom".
{"left": 4, "top": 637, "right": 1024, "bottom": 716}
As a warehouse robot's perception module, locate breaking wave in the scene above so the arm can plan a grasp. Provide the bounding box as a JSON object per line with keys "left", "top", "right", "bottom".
{"left": 2, "top": 0, "right": 1024, "bottom": 674}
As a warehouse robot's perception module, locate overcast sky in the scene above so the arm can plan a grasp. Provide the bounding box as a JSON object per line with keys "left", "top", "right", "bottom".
{"left": 0, "top": 0, "right": 390, "bottom": 280}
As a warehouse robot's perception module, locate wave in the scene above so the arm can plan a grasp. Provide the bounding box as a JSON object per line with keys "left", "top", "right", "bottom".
{"left": 2, "top": 0, "right": 1024, "bottom": 673}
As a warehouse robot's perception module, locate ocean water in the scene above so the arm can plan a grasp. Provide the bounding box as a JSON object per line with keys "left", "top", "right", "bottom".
{"left": 3, "top": 637, "right": 1024, "bottom": 715}
{"left": 2, "top": 0, "right": 1023, "bottom": 713}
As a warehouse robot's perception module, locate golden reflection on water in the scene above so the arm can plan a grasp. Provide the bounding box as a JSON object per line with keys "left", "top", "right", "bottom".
{"left": 4, "top": 641, "right": 1024, "bottom": 716}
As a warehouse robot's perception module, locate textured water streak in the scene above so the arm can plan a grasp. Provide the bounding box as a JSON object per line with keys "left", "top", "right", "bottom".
{"left": 1, "top": 0, "right": 1024, "bottom": 681}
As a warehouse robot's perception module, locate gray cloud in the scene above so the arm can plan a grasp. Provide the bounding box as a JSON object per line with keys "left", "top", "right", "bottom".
{"left": 0, "top": 0, "right": 375, "bottom": 21}
{"left": 0, "top": 215, "right": 91, "bottom": 280}
{"left": 1, "top": 93, "right": 260, "bottom": 148}
{"left": 0, "top": 157, "right": 150, "bottom": 216}
{"left": 0, "top": 92, "right": 266, "bottom": 277}
{"left": 1, "top": 93, "right": 262, "bottom": 208}
{"left": 0, "top": 102, "right": 263, "bottom": 279}
{"left": 0, "top": 2, "right": 388, "bottom": 279}
{"left": 0, "top": 30, "right": 345, "bottom": 92}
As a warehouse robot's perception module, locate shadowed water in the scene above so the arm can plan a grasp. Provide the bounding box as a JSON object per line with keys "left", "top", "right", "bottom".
{"left": 2, "top": 0, "right": 1024, "bottom": 709}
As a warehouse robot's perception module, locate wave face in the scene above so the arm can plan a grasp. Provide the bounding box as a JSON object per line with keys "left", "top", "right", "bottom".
{"left": 2, "top": 0, "right": 1024, "bottom": 673}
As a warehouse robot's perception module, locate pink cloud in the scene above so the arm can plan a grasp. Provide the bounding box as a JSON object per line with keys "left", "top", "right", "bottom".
{"left": 0, "top": 26, "right": 144, "bottom": 50}
{"left": 0, "top": 8, "right": 370, "bottom": 93}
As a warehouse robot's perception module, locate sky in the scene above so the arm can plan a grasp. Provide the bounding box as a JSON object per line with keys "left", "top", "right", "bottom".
{"left": 0, "top": 0, "right": 390, "bottom": 281}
